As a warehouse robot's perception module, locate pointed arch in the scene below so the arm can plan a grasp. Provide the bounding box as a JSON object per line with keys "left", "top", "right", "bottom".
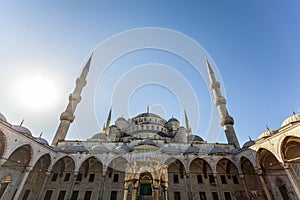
{"left": 0, "top": 130, "right": 6, "bottom": 158}
{"left": 240, "top": 156, "right": 265, "bottom": 199}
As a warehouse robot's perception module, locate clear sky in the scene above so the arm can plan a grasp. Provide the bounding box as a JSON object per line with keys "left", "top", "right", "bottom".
{"left": 0, "top": 0, "right": 299, "bottom": 146}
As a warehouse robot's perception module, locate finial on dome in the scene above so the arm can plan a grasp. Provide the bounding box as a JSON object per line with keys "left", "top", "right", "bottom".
{"left": 249, "top": 136, "right": 252, "bottom": 141}
{"left": 265, "top": 124, "right": 270, "bottom": 131}
{"left": 20, "top": 119, "right": 24, "bottom": 126}
{"left": 39, "top": 132, "right": 43, "bottom": 138}
{"left": 292, "top": 111, "right": 296, "bottom": 116}
{"left": 147, "top": 105, "right": 150, "bottom": 113}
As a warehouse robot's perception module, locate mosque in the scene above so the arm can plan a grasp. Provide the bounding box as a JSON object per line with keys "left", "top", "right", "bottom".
{"left": 0, "top": 54, "right": 300, "bottom": 200}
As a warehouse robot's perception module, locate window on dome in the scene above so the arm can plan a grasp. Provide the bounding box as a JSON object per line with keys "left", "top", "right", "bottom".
{"left": 113, "top": 174, "right": 119, "bottom": 182}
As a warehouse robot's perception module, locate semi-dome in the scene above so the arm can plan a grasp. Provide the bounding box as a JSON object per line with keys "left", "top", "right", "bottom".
{"left": 135, "top": 152, "right": 156, "bottom": 162}
{"left": 258, "top": 130, "right": 277, "bottom": 140}
{"left": 242, "top": 139, "right": 255, "bottom": 148}
{"left": 64, "top": 145, "right": 88, "bottom": 153}
{"left": 35, "top": 137, "right": 49, "bottom": 145}
{"left": 12, "top": 125, "right": 32, "bottom": 135}
{"left": 136, "top": 139, "right": 158, "bottom": 147}
{"left": 281, "top": 113, "right": 300, "bottom": 127}
{"left": 0, "top": 113, "right": 7, "bottom": 122}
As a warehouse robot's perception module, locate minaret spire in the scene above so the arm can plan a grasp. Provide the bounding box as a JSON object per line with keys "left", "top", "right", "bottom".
{"left": 52, "top": 54, "right": 93, "bottom": 145}
{"left": 206, "top": 59, "right": 240, "bottom": 148}
{"left": 184, "top": 110, "right": 192, "bottom": 135}
{"left": 104, "top": 107, "right": 112, "bottom": 136}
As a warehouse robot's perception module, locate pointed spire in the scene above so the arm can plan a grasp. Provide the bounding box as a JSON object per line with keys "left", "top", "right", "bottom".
{"left": 104, "top": 107, "right": 112, "bottom": 136}
{"left": 206, "top": 58, "right": 214, "bottom": 75}
{"left": 206, "top": 58, "right": 240, "bottom": 148}
{"left": 52, "top": 53, "right": 93, "bottom": 146}
{"left": 184, "top": 110, "right": 190, "bottom": 130}
{"left": 184, "top": 110, "right": 192, "bottom": 135}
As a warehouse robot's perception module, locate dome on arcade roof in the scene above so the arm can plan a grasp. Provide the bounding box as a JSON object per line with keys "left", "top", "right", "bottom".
{"left": 242, "top": 139, "right": 256, "bottom": 148}
{"left": 64, "top": 145, "right": 88, "bottom": 153}
{"left": 184, "top": 146, "right": 200, "bottom": 154}
{"left": 12, "top": 125, "right": 32, "bottom": 135}
{"left": 281, "top": 113, "right": 300, "bottom": 127}
{"left": 35, "top": 137, "right": 49, "bottom": 145}
{"left": 0, "top": 113, "right": 7, "bottom": 122}
{"left": 209, "top": 146, "right": 227, "bottom": 155}
{"left": 187, "top": 135, "right": 204, "bottom": 142}
{"left": 91, "top": 145, "right": 110, "bottom": 153}
{"left": 258, "top": 129, "right": 277, "bottom": 140}
{"left": 160, "top": 146, "right": 181, "bottom": 154}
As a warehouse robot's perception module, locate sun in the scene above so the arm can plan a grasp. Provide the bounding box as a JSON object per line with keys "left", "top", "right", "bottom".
{"left": 14, "top": 73, "right": 59, "bottom": 112}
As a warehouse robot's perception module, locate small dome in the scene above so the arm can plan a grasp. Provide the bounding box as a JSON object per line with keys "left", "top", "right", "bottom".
{"left": 36, "top": 137, "right": 49, "bottom": 145}
{"left": 0, "top": 113, "right": 7, "bottom": 122}
{"left": 258, "top": 130, "right": 277, "bottom": 139}
{"left": 91, "top": 145, "right": 110, "bottom": 153}
{"left": 242, "top": 140, "right": 255, "bottom": 148}
{"left": 209, "top": 146, "right": 227, "bottom": 155}
{"left": 167, "top": 117, "right": 179, "bottom": 123}
{"left": 184, "top": 146, "right": 200, "bottom": 154}
{"left": 116, "top": 117, "right": 127, "bottom": 121}
{"left": 281, "top": 113, "right": 300, "bottom": 127}
{"left": 64, "top": 145, "right": 88, "bottom": 153}
{"left": 187, "top": 135, "right": 204, "bottom": 142}
{"left": 116, "top": 145, "right": 133, "bottom": 152}
{"left": 52, "top": 146, "right": 62, "bottom": 152}
{"left": 90, "top": 133, "right": 107, "bottom": 140}
{"left": 12, "top": 125, "right": 32, "bottom": 135}
{"left": 135, "top": 152, "right": 156, "bottom": 162}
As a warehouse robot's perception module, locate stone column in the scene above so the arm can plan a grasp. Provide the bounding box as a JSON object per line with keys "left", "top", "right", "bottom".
{"left": 185, "top": 171, "right": 192, "bottom": 200}
{"left": 283, "top": 163, "right": 300, "bottom": 199}
{"left": 13, "top": 166, "right": 32, "bottom": 200}
{"left": 153, "top": 180, "right": 160, "bottom": 200}
{"left": 239, "top": 174, "right": 250, "bottom": 200}
{"left": 37, "top": 171, "right": 51, "bottom": 199}
{"left": 66, "top": 172, "right": 77, "bottom": 200}
{"left": 214, "top": 174, "right": 223, "bottom": 200}
{"left": 131, "top": 187, "right": 137, "bottom": 200}
{"left": 257, "top": 169, "right": 272, "bottom": 200}
{"left": 98, "top": 172, "right": 107, "bottom": 200}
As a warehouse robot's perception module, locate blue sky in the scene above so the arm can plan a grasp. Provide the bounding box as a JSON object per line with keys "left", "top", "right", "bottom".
{"left": 0, "top": 0, "right": 299, "bottom": 146}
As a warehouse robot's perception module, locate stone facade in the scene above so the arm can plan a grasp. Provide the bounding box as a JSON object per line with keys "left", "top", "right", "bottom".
{"left": 0, "top": 56, "right": 300, "bottom": 200}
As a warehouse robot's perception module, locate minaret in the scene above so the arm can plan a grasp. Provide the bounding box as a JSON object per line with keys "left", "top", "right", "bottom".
{"left": 52, "top": 54, "right": 93, "bottom": 145}
{"left": 184, "top": 110, "right": 192, "bottom": 135}
{"left": 103, "top": 108, "right": 112, "bottom": 136}
{"left": 206, "top": 59, "right": 240, "bottom": 148}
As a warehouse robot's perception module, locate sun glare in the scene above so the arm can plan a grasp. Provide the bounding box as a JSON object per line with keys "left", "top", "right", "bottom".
{"left": 14, "top": 73, "right": 59, "bottom": 111}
